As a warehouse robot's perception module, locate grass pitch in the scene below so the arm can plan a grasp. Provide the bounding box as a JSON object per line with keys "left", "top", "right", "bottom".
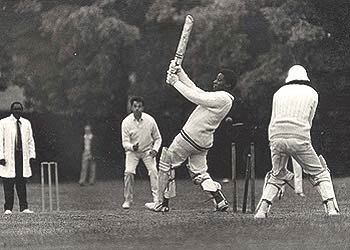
{"left": 0, "top": 177, "right": 349, "bottom": 250}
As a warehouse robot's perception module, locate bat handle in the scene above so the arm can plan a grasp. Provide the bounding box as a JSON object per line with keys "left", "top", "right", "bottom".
{"left": 174, "top": 55, "right": 183, "bottom": 66}
{"left": 170, "top": 59, "right": 181, "bottom": 74}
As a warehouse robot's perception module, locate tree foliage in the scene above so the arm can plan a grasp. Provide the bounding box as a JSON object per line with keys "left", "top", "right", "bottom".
{"left": 4, "top": 0, "right": 140, "bottom": 116}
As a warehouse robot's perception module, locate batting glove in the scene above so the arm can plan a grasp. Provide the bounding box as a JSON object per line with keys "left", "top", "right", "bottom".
{"left": 168, "top": 60, "right": 181, "bottom": 74}
{"left": 168, "top": 60, "right": 191, "bottom": 84}
{"left": 166, "top": 70, "right": 179, "bottom": 86}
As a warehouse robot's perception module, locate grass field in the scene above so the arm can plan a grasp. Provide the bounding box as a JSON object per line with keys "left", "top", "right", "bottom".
{"left": 0, "top": 177, "right": 349, "bottom": 250}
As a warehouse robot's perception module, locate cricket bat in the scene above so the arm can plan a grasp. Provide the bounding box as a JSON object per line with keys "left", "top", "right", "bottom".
{"left": 174, "top": 15, "right": 194, "bottom": 66}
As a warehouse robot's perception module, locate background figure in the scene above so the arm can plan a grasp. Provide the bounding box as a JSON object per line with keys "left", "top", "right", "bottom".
{"left": 255, "top": 65, "right": 339, "bottom": 218}
{"left": 121, "top": 96, "right": 162, "bottom": 209}
{"left": 0, "top": 102, "right": 36, "bottom": 215}
{"left": 79, "top": 125, "right": 97, "bottom": 186}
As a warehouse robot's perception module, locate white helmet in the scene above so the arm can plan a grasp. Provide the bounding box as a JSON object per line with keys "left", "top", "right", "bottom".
{"left": 285, "top": 65, "right": 310, "bottom": 83}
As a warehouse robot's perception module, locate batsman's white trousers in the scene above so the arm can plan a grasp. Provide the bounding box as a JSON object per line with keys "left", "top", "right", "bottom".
{"left": 124, "top": 150, "right": 158, "bottom": 203}
{"left": 158, "top": 133, "right": 221, "bottom": 201}
{"left": 166, "top": 134, "right": 210, "bottom": 179}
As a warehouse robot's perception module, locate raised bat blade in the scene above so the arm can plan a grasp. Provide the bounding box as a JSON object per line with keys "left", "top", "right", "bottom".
{"left": 174, "top": 15, "right": 194, "bottom": 66}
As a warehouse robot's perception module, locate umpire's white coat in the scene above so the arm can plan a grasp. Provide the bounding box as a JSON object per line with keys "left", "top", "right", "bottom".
{"left": 0, "top": 115, "right": 36, "bottom": 178}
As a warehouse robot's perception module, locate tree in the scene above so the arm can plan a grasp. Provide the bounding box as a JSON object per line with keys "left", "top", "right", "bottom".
{"left": 9, "top": 0, "right": 140, "bottom": 117}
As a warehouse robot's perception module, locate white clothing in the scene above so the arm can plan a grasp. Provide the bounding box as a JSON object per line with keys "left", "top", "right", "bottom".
{"left": 0, "top": 115, "right": 36, "bottom": 178}
{"left": 269, "top": 84, "right": 318, "bottom": 141}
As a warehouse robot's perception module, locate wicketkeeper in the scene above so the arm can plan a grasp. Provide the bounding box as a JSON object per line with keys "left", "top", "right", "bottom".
{"left": 150, "top": 60, "right": 235, "bottom": 212}
{"left": 255, "top": 65, "right": 340, "bottom": 218}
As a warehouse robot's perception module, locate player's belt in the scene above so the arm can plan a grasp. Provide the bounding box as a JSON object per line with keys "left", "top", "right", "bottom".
{"left": 180, "top": 130, "right": 211, "bottom": 151}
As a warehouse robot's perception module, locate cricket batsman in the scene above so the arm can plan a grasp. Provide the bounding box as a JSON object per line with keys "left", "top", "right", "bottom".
{"left": 255, "top": 65, "right": 340, "bottom": 218}
{"left": 151, "top": 60, "right": 235, "bottom": 212}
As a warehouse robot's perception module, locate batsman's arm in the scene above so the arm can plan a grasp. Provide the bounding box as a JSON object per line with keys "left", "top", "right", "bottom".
{"left": 173, "top": 81, "right": 232, "bottom": 108}
{"left": 177, "top": 69, "right": 205, "bottom": 95}
{"left": 168, "top": 60, "right": 204, "bottom": 94}
{"left": 121, "top": 120, "right": 133, "bottom": 151}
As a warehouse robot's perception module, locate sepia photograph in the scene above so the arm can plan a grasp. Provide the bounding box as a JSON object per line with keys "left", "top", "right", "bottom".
{"left": 0, "top": 0, "right": 348, "bottom": 249}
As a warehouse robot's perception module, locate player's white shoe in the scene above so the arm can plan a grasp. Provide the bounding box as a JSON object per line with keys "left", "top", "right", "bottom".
{"left": 4, "top": 210, "right": 12, "bottom": 215}
{"left": 254, "top": 210, "right": 267, "bottom": 219}
{"left": 122, "top": 201, "right": 132, "bottom": 209}
{"left": 21, "top": 209, "right": 34, "bottom": 214}
{"left": 326, "top": 200, "right": 340, "bottom": 216}
{"left": 145, "top": 202, "right": 156, "bottom": 211}
{"left": 328, "top": 210, "right": 340, "bottom": 216}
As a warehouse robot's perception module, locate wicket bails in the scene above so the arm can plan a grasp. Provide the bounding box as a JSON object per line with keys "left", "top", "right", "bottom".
{"left": 41, "top": 162, "right": 60, "bottom": 212}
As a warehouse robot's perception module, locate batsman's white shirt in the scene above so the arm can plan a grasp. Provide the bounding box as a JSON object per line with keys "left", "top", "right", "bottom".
{"left": 121, "top": 113, "right": 162, "bottom": 153}
{"left": 174, "top": 81, "right": 234, "bottom": 149}
{"left": 269, "top": 84, "right": 318, "bottom": 141}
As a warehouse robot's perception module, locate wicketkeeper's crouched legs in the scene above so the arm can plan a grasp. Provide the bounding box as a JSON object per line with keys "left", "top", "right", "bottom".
{"left": 255, "top": 170, "right": 293, "bottom": 218}
{"left": 255, "top": 139, "right": 296, "bottom": 218}
{"left": 256, "top": 138, "right": 340, "bottom": 218}
{"left": 309, "top": 168, "right": 339, "bottom": 215}
{"left": 256, "top": 172, "right": 340, "bottom": 218}
{"left": 292, "top": 147, "right": 340, "bottom": 215}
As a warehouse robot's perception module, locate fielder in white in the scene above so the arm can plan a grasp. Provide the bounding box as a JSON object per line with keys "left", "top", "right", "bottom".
{"left": 121, "top": 96, "right": 162, "bottom": 209}
{"left": 255, "top": 65, "right": 340, "bottom": 218}
{"left": 151, "top": 60, "right": 235, "bottom": 212}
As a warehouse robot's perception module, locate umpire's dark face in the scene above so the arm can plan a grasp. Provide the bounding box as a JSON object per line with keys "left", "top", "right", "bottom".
{"left": 11, "top": 103, "right": 23, "bottom": 120}
{"left": 212, "top": 72, "right": 226, "bottom": 91}
{"left": 131, "top": 101, "right": 144, "bottom": 119}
